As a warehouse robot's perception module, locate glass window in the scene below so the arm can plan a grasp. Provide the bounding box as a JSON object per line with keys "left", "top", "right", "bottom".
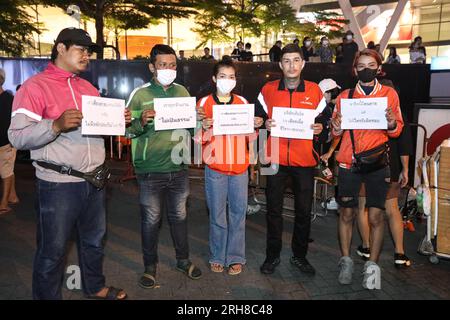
{"left": 441, "top": 4, "right": 450, "bottom": 22}
{"left": 439, "top": 22, "right": 450, "bottom": 40}
{"left": 413, "top": 23, "right": 440, "bottom": 41}
{"left": 413, "top": 5, "right": 441, "bottom": 24}
{"left": 425, "top": 46, "right": 438, "bottom": 63}
{"left": 437, "top": 45, "right": 450, "bottom": 57}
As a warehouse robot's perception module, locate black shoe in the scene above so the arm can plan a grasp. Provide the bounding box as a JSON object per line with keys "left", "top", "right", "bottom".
{"left": 260, "top": 258, "right": 280, "bottom": 274}
{"left": 394, "top": 253, "right": 411, "bottom": 268}
{"left": 356, "top": 245, "right": 370, "bottom": 260}
{"left": 290, "top": 256, "right": 316, "bottom": 275}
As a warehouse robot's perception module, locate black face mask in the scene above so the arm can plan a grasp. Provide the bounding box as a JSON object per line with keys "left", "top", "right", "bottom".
{"left": 357, "top": 68, "right": 378, "bottom": 83}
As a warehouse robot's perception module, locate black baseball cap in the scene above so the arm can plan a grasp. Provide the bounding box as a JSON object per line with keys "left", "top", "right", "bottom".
{"left": 55, "top": 28, "right": 100, "bottom": 51}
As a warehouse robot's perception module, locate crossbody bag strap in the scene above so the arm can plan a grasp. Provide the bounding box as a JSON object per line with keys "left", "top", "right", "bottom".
{"left": 36, "top": 160, "right": 85, "bottom": 179}
{"left": 347, "top": 88, "right": 356, "bottom": 157}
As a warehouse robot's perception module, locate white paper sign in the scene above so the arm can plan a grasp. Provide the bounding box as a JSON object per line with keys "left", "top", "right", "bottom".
{"left": 213, "top": 104, "right": 255, "bottom": 135}
{"left": 341, "top": 97, "right": 388, "bottom": 130}
{"left": 81, "top": 96, "right": 125, "bottom": 135}
{"left": 271, "top": 107, "right": 316, "bottom": 140}
{"left": 154, "top": 97, "right": 196, "bottom": 131}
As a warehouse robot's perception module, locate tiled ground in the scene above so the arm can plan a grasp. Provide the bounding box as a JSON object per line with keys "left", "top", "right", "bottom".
{"left": 0, "top": 160, "right": 449, "bottom": 300}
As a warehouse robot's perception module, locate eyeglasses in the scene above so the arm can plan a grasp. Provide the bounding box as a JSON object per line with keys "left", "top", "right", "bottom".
{"left": 72, "top": 45, "right": 94, "bottom": 56}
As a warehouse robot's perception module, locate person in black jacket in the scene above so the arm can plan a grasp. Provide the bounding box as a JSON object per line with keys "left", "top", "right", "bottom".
{"left": 342, "top": 30, "right": 359, "bottom": 64}
{"left": 269, "top": 40, "right": 282, "bottom": 62}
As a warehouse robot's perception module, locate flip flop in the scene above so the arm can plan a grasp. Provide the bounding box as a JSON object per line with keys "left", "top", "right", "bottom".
{"left": 0, "top": 207, "right": 12, "bottom": 215}
{"left": 86, "top": 286, "right": 127, "bottom": 300}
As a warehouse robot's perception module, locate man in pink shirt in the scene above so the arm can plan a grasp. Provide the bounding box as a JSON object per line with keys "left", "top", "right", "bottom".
{"left": 8, "top": 28, "right": 130, "bottom": 300}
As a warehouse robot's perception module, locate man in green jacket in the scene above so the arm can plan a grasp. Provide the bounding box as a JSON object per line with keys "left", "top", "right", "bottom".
{"left": 126, "top": 44, "right": 202, "bottom": 289}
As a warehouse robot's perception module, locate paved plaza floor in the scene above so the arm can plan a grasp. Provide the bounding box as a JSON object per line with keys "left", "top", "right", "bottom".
{"left": 0, "top": 160, "right": 449, "bottom": 301}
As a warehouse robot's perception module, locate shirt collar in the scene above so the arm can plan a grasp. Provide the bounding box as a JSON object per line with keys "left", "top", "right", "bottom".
{"left": 278, "top": 78, "right": 305, "bottom": 92}
{"left": 213, "top": 93, "right": 235, "bottom": 104}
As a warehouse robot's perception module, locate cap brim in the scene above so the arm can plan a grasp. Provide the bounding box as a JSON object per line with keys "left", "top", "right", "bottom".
{"left": 75, "top": 40, "right": 101, "bottom": 52}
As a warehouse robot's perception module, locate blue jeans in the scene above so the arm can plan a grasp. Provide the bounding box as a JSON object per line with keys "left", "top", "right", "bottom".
{"left": 137, "top": 170, "right": 190, "bottom": 266}
{"left": 33, "top": 179, "right": 106, "bottom": 300}
{"left": 205, "top": 166, "right": 247, "bottom": 267}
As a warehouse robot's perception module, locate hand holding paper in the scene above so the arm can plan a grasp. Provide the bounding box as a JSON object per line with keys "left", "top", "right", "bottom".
{"left": 53, "top": 109, "right": 83, "bottom": 134}
{"left": 141, "top": 109, "right": 156, "bottom": 126}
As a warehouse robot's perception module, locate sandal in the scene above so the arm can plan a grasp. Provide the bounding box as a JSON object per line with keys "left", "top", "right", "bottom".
{"left": 0, "top": 207, "right": 12, "bottom": 215}
{"left": 210, "top": 263, "right": 224, "bottom": 273}
{"left": 139, "top": 273, "right": 156, "bottom": 289}
{"left": 176, "top": 261, "right": 202, "bottom": 280}
{"left": 228, "top": 263, "right": 242, "bottom": 276}
{"left": 86, "top": 286, "right": 127, "bottom": 300}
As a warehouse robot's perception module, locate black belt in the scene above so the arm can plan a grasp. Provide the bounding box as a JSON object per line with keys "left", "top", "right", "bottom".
{"left": 36, "top": 161, "right": 85, "bottom": 179}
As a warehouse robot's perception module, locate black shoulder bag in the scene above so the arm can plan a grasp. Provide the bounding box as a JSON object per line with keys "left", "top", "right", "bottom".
{"left": 347, "top": 88, "right": 389, "bottom": 174}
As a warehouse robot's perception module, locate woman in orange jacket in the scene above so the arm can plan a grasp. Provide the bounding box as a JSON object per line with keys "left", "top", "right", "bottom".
{"left": 196, "top": 58, "right": 263, "bottom": 275}
{"left": 331, "top": 49, "right": 404, "bottom": 289}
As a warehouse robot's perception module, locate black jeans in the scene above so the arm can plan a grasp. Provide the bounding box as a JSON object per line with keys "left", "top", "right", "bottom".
{"left": 265, "top": 165, "right": 314, "bottom": 261}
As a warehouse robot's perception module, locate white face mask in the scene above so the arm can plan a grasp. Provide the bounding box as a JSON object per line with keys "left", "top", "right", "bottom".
{"left": 305, "top": 41, "right": 312, "bottom": 47}
{"left": 346, "top": 35, "right": 353, "bottom": 41}
{"left": 156, "top": 69, "right": 177, "bottom": 86}
{"left": 216, "top": 79, "right": 236, "bottom": 95}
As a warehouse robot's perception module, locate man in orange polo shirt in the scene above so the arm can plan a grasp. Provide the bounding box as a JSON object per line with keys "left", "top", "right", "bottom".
{"left": 256, "top": 44, "right": 325, "bottom": 275}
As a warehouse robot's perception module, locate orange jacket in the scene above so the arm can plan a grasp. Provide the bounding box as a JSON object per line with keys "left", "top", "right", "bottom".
{"left": 255, "top": 79, "right": 325, "bottom": 167}
{"left": 332, "top": 80, "right": 404, "bottom": 168}
{"left": 196, "top": 93, "right": 256, "bottom": 175}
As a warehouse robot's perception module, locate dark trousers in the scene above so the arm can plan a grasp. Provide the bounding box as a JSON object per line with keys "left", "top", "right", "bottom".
{"left": 137, "top": 170, "right": 190, "bottom": 266}
{"left": 265, "top": 165, "right": 314, "bottom": 260}
{"left": 33, "top": 179, "right": 106, "bottom": 300}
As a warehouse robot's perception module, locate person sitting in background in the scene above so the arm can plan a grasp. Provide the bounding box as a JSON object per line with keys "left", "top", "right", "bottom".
{"left": 301, "top": 37, "right": 315, "bottom": 62}
{"left": 316, "top": 37, "right": 333, "bottom": 63}
{"left": 201, "top": 47, "right": 215, "bottom": 61}
{"left": 367, "top": 41, "right": 376, "bottom": 50}
{"left": 386, "top": 47, "right": 401, "bottom": 64}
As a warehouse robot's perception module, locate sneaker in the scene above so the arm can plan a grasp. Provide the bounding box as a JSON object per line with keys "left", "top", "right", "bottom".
{"left": 321, "top": 197, "right": 338, "bottom": 210}
{"left": 362, "top": 261, "right": 381, "bottom": 290}
{"left": 290, "top": 256, "right": 316, "bottom": 275}
{"left": 326, "top": 198, "right": 338, "bottom": 210}
{"left": 394, "top": 253, "right": 411, "bottom": 268}
{"left": 338, "top": 256, "right": 354, "bottom": 285}
{"left": 260, "top": 258, "right": 280, "bottom": 274}
{"left": 246, "top": 204, "right": 261, "bottom": 216}
{"left": 356, "top": 245, "right": 370, "bottom": 260}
